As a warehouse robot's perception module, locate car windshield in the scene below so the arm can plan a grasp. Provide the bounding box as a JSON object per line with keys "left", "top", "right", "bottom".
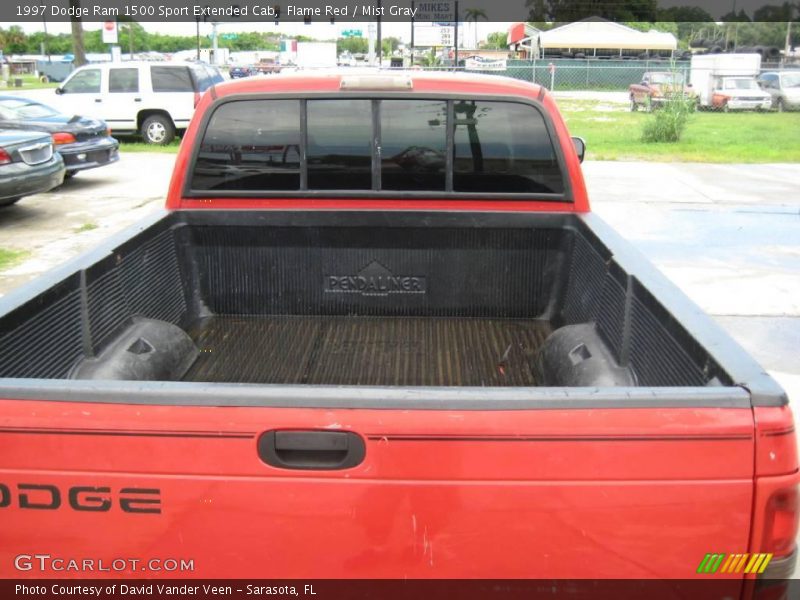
{"left": 0, "top": 98, "right": 59, "bottom": 119}
{"left": 781, "top": 73, "right": 800, "bottom": 88}
{"left": 650, "top": 73, "right": 684, "bottom": 85}
{"left": 723, "top": 79, "right": 758, "bottom": 90}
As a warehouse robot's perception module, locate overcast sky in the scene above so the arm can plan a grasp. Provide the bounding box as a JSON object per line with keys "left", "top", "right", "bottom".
{"left": 4, "top": 20, "right": 513, "bottom": 45}
{"left": 5, "top": 15, "right": 774, "bottom": 47}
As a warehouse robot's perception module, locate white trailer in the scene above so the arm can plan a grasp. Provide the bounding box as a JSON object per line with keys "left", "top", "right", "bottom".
{"left": 689, "top": 53, "right": 771, "bottom": 111}
{"left": 295, "top": 42, "right": 338, "bottom": 69}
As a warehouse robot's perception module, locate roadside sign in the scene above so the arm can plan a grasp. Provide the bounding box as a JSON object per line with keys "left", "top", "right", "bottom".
{"left": 413, "top": 25, "right": 454, "bottom": 47}
{"left": 342, "top": 30, "right": 363, "bottom": 37}
{"left": 415, "top": 1, "right": 454, "bottom": 22}
{"left": 102, "top": 20, "right": 118, "bottom": 45}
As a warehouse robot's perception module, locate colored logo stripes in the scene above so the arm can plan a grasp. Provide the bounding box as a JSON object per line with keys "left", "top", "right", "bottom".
{"left": 697, "top": 553, "right": 773, "bottom": 574}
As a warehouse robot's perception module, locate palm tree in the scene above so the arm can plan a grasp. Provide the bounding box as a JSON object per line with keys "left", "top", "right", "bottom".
{"left": 464, "top": 8, "right": 488, "bottom": 50}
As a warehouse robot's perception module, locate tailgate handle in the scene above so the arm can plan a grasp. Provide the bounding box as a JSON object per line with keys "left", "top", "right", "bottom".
{"left": 258, "top": 430, "right": 366, "bottom": 470}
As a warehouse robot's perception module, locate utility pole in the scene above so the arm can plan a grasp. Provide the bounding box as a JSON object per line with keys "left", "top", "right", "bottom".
{"left": 454, "top": 1, "right": 459, "bottom": 68}
{"left": 377, "top": 0, "right": 382, "bottom": 67}
{"left": 367, "top": 22, "right": 376, "bottom": 66}
{"left": 410, "top": 1, "right": 415, "bottom": 66}
{"left": 211, "top": 21, "right": 219, "bottom": 65}
{"left": 42, "top": 16, "right": 50, "bottom": 62}
{"left": 196, "top": 18, "right": 201, "bottom": 60}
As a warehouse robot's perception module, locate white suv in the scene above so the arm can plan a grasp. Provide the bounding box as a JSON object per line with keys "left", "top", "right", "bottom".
{"left": 52, "top": 62, "right": 223, "bottom": 144}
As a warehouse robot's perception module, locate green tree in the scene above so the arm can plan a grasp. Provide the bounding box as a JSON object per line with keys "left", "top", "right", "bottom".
{"left": 337, "top": 36, "right": 368, "bottom": 55}
{"left": 720, "top": 9, "right": 751, "bottom": 22}
{"left": 481, "top": 32, "right": 508, "bottom": 49}
{"left": 527, "top": 0, "right": 657, "bottom": 22}
{"left": 381, "top": 36, "right": 401, "bottom": 56}
{"left": 753, "top": 3, "right": 795, "bottom": 21}
{"left": 0, "top": 26, "right": 27, "bottom": 54}
{"left": 116, "top": 18, "right": 147, "bottom": 57}
{"left": 464, "top": 8, "right": 488, "bottom": 48}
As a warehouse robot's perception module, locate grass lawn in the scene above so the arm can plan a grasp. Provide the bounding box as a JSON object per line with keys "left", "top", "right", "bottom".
{"left": 118, "top": 139, "right": 181, "bottom": 153}
{"left": 2, "top": 73, "right": 59, "bottom": 90}
{"left": 560, "top": 101, "right": 800, "bottom": 162}
{"left": 0, "top": 248, "right": 30, "bottom": 271}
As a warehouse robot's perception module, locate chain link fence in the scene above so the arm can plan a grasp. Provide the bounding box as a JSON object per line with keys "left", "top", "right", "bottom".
{"left": 465, "top": 58, "right": 789, "bottom": 91}
{"left": 410, "top": 59, "right": 796, "bottom": 111}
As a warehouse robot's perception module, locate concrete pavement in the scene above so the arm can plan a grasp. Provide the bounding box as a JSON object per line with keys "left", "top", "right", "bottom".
{"left": 583, "top": 160, "right": 800, "bottom": 419}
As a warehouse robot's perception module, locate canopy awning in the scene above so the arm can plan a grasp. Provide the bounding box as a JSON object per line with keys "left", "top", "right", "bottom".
{"left": 539, "top": 20, "right": 677, "bottom": 51}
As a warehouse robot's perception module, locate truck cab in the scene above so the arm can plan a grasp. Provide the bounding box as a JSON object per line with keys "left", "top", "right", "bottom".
{"left": 711, "top": 76, "right": 772, "bottom": 112}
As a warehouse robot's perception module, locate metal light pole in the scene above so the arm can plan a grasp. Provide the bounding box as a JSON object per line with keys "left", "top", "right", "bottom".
{"left": 454, "top": 1, "right": 459, "bottom": 68}
{"left": 410, "top": 1, "right": 415, "bottom": 66}
{"left": 196, "top": 18, "right": 201, "bottom": 61}
{"left": 42, "top": 16, "right": 50, "bottom": 62}
{"left": 377, "top": 0, "right": 382, "bottom": 67}
{"left": 211, "top": 22, "right": 219, "bottom": 65}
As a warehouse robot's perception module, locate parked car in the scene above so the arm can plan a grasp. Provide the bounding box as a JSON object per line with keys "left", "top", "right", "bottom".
{"left": 0, "top": 72, "right": 796, "bottom": 583}
{"left": 757, "top": 71, "right": 800, "bottom": 112}
{"left": 256, "top": 58, "right": 282, "bottom": 74}
{"left": 0, "top": 95, "right": 118, "bottom": 178}
{"left": 629, "top": 71, "right": 695, "bottom": 111}
{"left": 50, "top": 61, "right": 224, "bottom": 145}
{"left": 691, "top": 54, "right": 772, "bottom": 111}
{"left": 229, "top": 65, "right": 257, "bottom": 79}
{"left": 0, "top": 129, "right": 64, "bottom": 207}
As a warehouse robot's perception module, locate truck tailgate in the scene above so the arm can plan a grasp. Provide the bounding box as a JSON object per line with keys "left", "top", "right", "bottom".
{"left": 0, "top": 397, "right": 754, "bottom": 578}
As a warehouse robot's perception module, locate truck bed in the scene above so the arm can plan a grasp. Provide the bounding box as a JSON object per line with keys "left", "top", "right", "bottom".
{"left": 0, "top": 209, "right": 775, "bottom": 395}
{"left": 184, "top": 316, "right": 551, "bottom": 386}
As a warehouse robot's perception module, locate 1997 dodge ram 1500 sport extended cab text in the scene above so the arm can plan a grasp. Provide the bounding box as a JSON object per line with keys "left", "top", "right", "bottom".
{"left": 0, "top": 72, "right": 797, "bottom": 586}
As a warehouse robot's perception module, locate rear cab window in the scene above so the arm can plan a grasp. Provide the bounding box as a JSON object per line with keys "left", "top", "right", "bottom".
{"left": 190, "top": 96, "right": 566, "bottom": 198}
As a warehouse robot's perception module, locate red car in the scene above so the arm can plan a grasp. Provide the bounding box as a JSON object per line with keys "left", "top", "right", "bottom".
{"left": 629, "top": 70, "right": 696, "bottom": 111}
{"left": 0, "top": 72, "right": 796, "bottom": 590}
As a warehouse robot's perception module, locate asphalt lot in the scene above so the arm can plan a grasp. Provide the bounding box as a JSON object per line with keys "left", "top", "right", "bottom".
{"left": 1, "top": 153, "right": 797, "bottom": 407}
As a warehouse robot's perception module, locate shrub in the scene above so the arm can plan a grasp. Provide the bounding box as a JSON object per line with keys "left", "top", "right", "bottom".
{"left": 641, "top": 91, "right": 695, "bottom": 143}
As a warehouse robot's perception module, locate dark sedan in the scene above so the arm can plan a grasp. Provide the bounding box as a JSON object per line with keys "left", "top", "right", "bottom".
{"left": 0, "top": 95, "right": 118, "bottom": 177}
{"left": 229, "top": 65, "right": 257, "bottom": 79}
{"left": 0, "top": 129, "right": 65, "bottom": 207}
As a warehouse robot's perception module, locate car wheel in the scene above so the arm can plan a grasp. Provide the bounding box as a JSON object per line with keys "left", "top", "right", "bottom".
{"left": 0, "top": 197, "right": 21, "bottom": 208}
{"left": 722, "top": 103, "right": 730, "bottom": 113}
{"left": 141, "top": 115, "right": 175, "bottom": 145}
{"left": 629, "top": 96, "right": 638, "bottom": 112}
{"left": 64, "top": 171, "right": 76, "bottom": 179}
{"left": 776, "top": 98, "right": 785, "bottom": 113}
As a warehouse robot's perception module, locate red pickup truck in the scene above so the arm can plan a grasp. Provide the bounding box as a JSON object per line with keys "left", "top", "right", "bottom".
{"left": 0, "top": 72, "right": 797, "bottom": 586}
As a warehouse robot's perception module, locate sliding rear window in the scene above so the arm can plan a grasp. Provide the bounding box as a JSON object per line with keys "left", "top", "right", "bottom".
{"left": 190, "top": 97, "right": 565, "bottom": 197}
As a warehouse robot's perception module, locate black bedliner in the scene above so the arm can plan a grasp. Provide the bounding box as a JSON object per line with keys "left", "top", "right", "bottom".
{"left": 0, "top": 210, "right": 787, "bottom": 408}
{"left": 184, "top": 316, "right": 552, "bottom": 386}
